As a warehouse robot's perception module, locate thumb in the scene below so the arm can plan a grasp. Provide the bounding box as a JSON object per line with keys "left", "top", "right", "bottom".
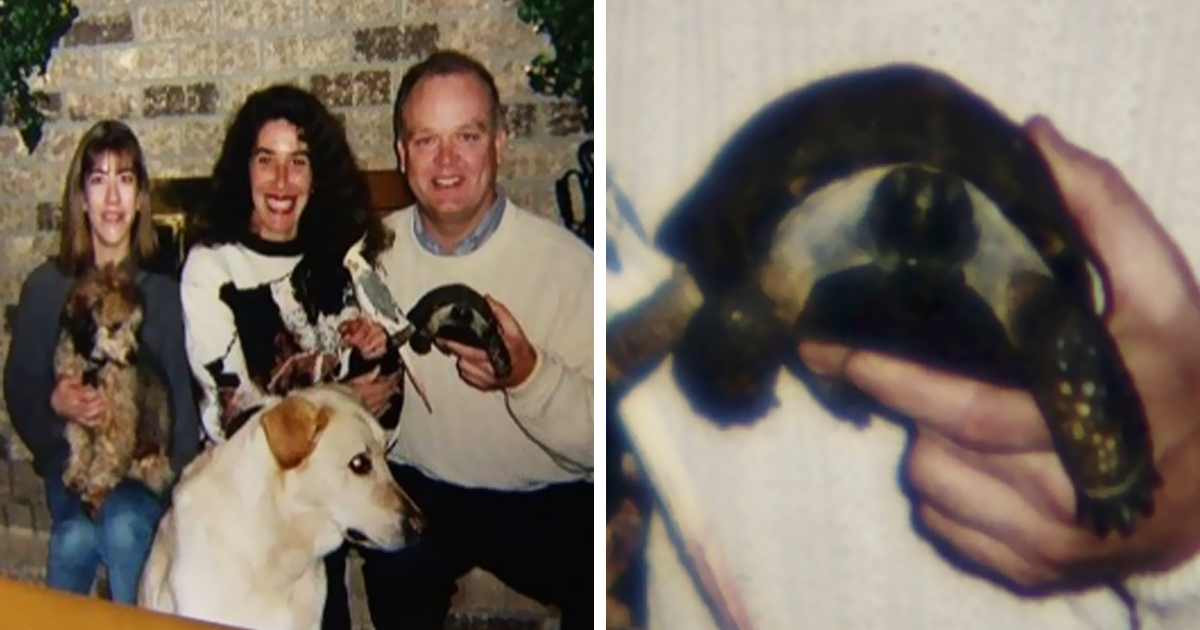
{"left": 1024, "top": 115, "right": 1190, "bottom": 322}
{"left": 485, "top": 295, "right": 522, "bottom": 337}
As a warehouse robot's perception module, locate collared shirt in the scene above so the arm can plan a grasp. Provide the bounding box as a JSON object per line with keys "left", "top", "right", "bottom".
{"left": 412, "top": 185, "right": 508, "bottom": 256}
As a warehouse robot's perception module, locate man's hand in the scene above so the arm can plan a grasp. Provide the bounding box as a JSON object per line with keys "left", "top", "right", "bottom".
{"left": 340, "top": 317, "right": 388, "bottom": 360}
{"left": 51, "top": 376, "right": 105, "bottom": 428}
{"left": 797, "top": 115, "right": 1200, "bottom": 588}
{"left": 438, "top": 295, "right": 538, "bottom": 391}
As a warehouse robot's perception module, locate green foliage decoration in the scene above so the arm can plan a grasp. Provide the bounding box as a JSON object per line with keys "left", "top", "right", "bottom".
{"left": 0, "top": 0, "right": 80, "bottom": 153}
{"left": 514, "top": 0, "right": 593, "bottom": 134}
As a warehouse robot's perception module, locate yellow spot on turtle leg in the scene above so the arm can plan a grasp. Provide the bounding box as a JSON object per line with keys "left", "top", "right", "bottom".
{"left": 1075, "top": 402, "right": 1091, "bottom": 417}
{"left": 1060, "top": 382, "right": 1073, "bottom": 395}
{"left": 1082, "top": 381, "right": 1096, "bottom": 397}
{"left": 1072, "top": 422, "right": 1085, "bottom": 440}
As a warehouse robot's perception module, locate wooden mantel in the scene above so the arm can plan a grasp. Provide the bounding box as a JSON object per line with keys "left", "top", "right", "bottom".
{"left": 0, "top": 577, "right": 236, "bottom": 629}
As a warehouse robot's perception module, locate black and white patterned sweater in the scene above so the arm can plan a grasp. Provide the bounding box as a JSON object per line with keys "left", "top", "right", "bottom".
{"left": 179, "top": 232, "right": 411, "bottom": 443}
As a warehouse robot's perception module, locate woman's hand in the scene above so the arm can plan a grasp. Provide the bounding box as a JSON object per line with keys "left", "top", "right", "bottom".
{"left": 345, "top": 366, "right": 401, "bottom": 417}
{"left": 340, "top": 317, "right": 388, "bottom": 360}
{"left": 51, "top": 376, "right": 105, "bottom": 428}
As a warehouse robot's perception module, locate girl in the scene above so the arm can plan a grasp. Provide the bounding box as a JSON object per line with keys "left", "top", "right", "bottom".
{"left": 3, "top": 119, "right": 201, "bottom": 604}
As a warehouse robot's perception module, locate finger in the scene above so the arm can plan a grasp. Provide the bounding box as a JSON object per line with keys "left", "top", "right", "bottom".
{"left": 908, "top": 432, "right": 1071, "bottom": 563}
{"left": 484, "top": 295, "right": 514, "bottom": 329}
{"left": 798, "top": 341, "right": 1053, "bottom": 453}
{"left": 365, "top": 334, "right": 387, "bottom": 358}
{"left": 917, "top": 502, "right": 1055, "bottom": 588}
{"left": 83, "top": 406, "right": 105, "bottom": 424}
{"left": 1025, "top": 116, "right": 1191, "bottom": 322}
{"left": 922, "top": 431, "right": 1079, "bottom": 527}
{"left": 456, "top": 362, "right": 494, "bottom": 390}
{"left": 457, "top": 359, "right": 494, "bottom": 385}
{"left": 442, "top": 340, "right": 488, "bottom": 363}
{"left": 366, "top": 390, "right": 388, "bottom": 412}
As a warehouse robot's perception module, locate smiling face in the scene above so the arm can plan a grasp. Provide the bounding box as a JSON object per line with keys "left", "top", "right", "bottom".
{"left": 249, "top": 119, "right": 312, "bottom": 242}
{"left": 396, "top": 72, "right": 507, "bottom": 238}
{"left": 83, "top": 150, "right": 140, "bottom": 266}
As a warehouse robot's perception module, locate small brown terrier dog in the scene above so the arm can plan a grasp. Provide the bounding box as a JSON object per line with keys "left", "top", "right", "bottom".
{"left": 54, "top": 262, "right": 174, "bottom": 517}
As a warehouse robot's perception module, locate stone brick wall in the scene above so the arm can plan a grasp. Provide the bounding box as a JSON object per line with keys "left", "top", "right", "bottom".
{"left": 0, "top": 0, "right": 589, "bottom": 462}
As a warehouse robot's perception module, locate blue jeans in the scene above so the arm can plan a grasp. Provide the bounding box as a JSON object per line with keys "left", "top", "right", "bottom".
{"left": 43, "top": 475, "right": 164, "bottom": 604}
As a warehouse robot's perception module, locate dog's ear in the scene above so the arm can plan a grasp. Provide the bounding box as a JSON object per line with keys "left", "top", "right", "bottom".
{"left": 65, "top": 288, "right": 91, "bottom": 319}
{"left": 61, "top": 296, "right": 97, "bottom": 355}
{"left": 260, "top": 395, "right": 333, "bottom": 470}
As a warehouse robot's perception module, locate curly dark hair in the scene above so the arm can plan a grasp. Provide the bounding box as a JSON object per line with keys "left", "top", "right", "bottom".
{"left": 190, "top": 83, "right": 392, "bottom": 264}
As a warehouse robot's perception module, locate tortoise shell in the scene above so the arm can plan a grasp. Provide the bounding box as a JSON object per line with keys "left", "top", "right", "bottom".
{"left": 406, "top": 283, "right": 513, "bottom": 380}
{"left": 606, "top": 63, "right": 1160, "bottom": 538}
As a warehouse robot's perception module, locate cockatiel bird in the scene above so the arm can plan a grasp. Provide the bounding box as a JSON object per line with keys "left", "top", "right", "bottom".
{"left": 343, "top": 239, "right": 433, "bottom": 445}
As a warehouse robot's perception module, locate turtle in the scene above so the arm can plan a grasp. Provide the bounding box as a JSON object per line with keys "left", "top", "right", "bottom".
{"left": 605, "top": 62, "right": 1161, "bottom": 539}
{"left": 406, "top": 283, "right": 513, "bottom": 380}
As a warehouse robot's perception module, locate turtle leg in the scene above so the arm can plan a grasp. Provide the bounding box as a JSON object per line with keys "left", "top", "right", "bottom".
{"left": 481, "top": 326, "right": 514, "bottom": 380}
{"left": 1008, "top": 280, "right": 1160, "bottom": 538}
{"left": 671, "top": 279, "right": 793, "bottom": 425}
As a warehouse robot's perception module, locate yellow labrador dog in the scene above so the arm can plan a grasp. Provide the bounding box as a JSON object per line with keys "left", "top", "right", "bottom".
{"left": 138, "top": 384, "right": 420, "bottom": 630}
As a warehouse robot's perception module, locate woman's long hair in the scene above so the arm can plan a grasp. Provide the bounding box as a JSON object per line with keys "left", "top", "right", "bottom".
{"left": 190, "top": 84, "right": 392, "bottom": 264}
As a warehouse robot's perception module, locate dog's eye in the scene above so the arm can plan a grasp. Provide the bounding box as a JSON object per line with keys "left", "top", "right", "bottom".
{"left": 348, "top": 453, "right": 372, "bottom": 476}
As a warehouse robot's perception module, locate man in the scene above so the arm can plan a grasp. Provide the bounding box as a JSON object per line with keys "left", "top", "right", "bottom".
{"left": 365, "top": 49, "right": 594, "bottom": 630}
{"left": 608, "top": 2, "right": 1200, "bottom": 630}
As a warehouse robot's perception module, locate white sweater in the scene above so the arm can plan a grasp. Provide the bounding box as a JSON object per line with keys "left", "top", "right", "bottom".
{"left": 180, "top": 239, "right": 303, "bottom": 442}
{"left": 607, "top": 2, "right": 1200, "bottom": 629}
{"left": 377, "top": 201, "right": 595, "bottom": 491}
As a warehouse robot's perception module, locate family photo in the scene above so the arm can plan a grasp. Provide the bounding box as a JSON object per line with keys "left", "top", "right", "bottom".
{"left": 0, "top": 0, "right": 594, "bottom": 629}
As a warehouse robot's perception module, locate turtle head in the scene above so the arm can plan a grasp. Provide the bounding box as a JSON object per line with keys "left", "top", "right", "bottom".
{"left": 606, "top": 177, "right": 705, "bottom": 392}
{"left": 671, "top": 283, "right": 787, "bottom": 425}
{"left": 864, "top": 164, "right": 981, "bottom": 273}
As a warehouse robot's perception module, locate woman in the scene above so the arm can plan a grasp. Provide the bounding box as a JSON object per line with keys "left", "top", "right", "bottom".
{"left": 3, "top": 119, "right": 202, "bottom": 604}
{"left": 179, "top": 83, "right": 406, "bottom": 630}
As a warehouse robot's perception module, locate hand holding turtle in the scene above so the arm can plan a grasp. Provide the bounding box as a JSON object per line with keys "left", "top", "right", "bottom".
{"left": 798, "top": 115, "right": 1200, "bottom": 588}
{"left": 438, "top": 295, "right": 538, "bottom": 391}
